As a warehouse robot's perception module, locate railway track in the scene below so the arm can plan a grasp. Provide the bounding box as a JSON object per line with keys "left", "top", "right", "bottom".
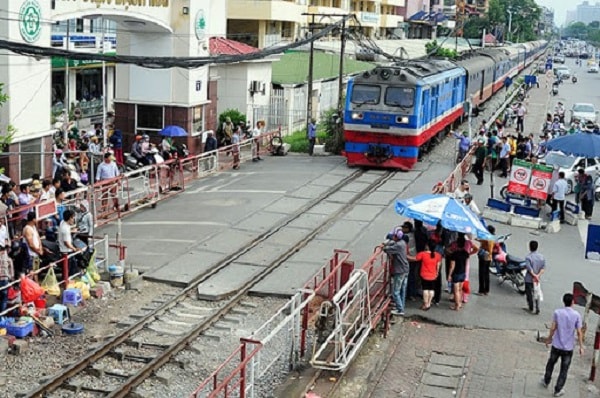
{"left": 26, "top": 168, "right": 397, "bottom": 398}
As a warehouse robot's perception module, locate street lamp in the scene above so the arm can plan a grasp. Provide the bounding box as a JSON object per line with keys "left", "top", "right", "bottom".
{"left": 507, "top": 9, "right": 513, "bottom": 43}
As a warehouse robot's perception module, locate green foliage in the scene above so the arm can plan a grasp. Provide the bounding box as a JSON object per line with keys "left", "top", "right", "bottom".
{"left": 217, "top": 109, "right": 247, "bottom": 134}
{"left": 321, "top": 108, "right": 344, "bottom": 154}
{"left": 463, "top": 16, "right": 490, "bottom": 39}
{"left": 282, "top": 129, "right": 327, "bottom": 153}
{"left": 0, "top": 83, "right": 14, "bottom": 174}
{"left": 425, "top": 41, "right": 458, "bottom": 59}
{"left": 463, "top": 0, "right": 542, "bottom": 43}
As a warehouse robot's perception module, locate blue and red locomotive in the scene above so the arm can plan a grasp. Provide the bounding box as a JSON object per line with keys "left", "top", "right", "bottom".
{"left": 343, "top": 41, "right": 547, "bottom": 170}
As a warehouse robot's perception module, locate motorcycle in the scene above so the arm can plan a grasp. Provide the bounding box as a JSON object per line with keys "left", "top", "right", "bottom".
{"left": 572, "top": 75, "right": 578, "bottom": 83}
{"left": 125, "top": 148, "right": 164, "bottom": 171}
{"left": 551, "top": 84, "right": 559, "bottom": 96}
{"left": 488, "top": 234, "right": 527, "bottom": 294}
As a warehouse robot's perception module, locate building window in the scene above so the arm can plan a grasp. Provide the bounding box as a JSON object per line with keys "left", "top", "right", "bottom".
{"left": 76, "top": 19, "right": 84, "bottom": 33}
{"left": 192, "top": 105, "right": 204, "bottom": 135}
{"left": 20, "top": 139, "right": 43, "bottom": 182}
{"left": 136, "top": 105, "right": 164, "bottom": 135}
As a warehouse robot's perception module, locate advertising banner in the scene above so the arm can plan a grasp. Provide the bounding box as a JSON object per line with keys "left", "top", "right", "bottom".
{"left": 528, "top": 163, "right": 554, "bottom": 200}
{"left": 507, "top": 159, "right": 532, "bottom": 195}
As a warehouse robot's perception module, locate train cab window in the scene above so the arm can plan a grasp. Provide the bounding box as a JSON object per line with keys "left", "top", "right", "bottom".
{"left": 384, "top": 87, "right": 415, "bottom": 108}
{"left": 350, "top": 84, "right": 380, "bottom": 105}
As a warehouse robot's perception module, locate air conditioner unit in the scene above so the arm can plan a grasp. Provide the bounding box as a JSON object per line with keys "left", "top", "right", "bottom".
{"left": 250, "top": 80, "right": 261, "bottom": 93}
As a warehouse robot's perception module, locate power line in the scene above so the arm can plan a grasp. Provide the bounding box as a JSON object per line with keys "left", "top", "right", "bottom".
{"left": 0, "top": 15, "right": 352, "bottom": 69}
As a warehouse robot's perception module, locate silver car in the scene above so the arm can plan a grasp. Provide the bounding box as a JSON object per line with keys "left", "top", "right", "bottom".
{"left": 542, "top": 151, "right": 600, "bottom": 194}
{"left": 570, "top": 102, "right": 598, "bottom": 124}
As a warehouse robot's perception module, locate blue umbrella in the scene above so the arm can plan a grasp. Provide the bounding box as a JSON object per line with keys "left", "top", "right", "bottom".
{"left": 395, "top": 194, "right": 494, "bottom": 240}
{"left": 543, "top": 132, "right": 600, "bottom": 158}
{"left": 159, "top": 125, "right": 188, "bottom": 137}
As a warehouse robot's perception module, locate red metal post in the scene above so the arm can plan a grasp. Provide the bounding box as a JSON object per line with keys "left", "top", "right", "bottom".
{"left": 239, "top": 341, "right": 247, "bottom": 398}
{"left": 62, "top": 254, "right": 69, "bottom": 285}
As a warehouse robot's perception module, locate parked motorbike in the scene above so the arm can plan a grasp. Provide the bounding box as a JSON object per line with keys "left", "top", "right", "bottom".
{"left": 488, "top": 234, "right": 527, "bottom": 294}
{"left": 125, "top": 148, "right": 164, "bottom": 171}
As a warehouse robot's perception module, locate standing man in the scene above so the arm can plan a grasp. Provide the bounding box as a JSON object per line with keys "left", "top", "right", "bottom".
{"left": 96, "top": 153, "right": 120, "bottom": 212}
{"left": 252, "top": 121, "right": 263, "bottom": 162}
{"left": 499, "top": 136, "right": 511, "bottom": 178}
{"left": 551, "top": 172, "right": 568, "bottom": 223}
{"left": 23, "top": 212, "right": 44, "bottom": 274}
{"left": 109, "top": 129, "right": 124, "bottom": 166}
{"left": 382, "top": 228, "right": 409, "bottom": 316}
{"left": 452, "top": 130, "right": 471, "bottom": 163}
{"left": 231, "top": 127, "right": 241, "bottom": 170}
{"left": 516, "top": 102, "right": 526, "bottom": 133}
{"left": 204, "top": 131, "right": 218, "bottom": 170}
{"left": 58, "top": 209, "right": 83, "bottom": 279}
{"left": 477, "top": 225, "right": 495, "bottom": 296}
{"left": 473, "top": 138, "right": 487, "bottom": 185}
{"left": 307, "top": 118, "right": 317, "bottom": 156}
{"left": 542, "top": 293, "right": 584, "bottom": 397}
{"left": 524, "top": 240, "right": 545, "bottom": 315}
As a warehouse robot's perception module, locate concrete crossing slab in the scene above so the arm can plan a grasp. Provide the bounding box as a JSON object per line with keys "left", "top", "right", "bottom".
{"left": 339, "top": 181, "right": 373, "bottom": 193}
{"left": 194, "top": 230, "right": 258, "bottom": 254}
{"left": 319, "top": 220, "right": 369, "bottom": 241}
{"left": 288, "top": 184, "right": 335, "bottom": 199}
{"left": 144, "top": 250, "right": 225, "bottom": 287}
{"left": 261, "top": 226, "right": 311, "bottom": 246}
{"left": 234, "top": 211, "right": 290, "bottom": 232}
{"left": 284, "top": 240, "right": 348, "bottom": 264}
{"left": 263, "top": 197, "right": 312, "bottom": 214}
{"left": 249, "top": 260, "right": 325, "bottom": 297}
{"left": 358, "top": 190, "right": 399, "bottom": 206}
{"left": 327, "top": 190, "right": 358, "bottom": 203}
{"left": 233, "top": 242, "right": 290, "bottom": 267}
{"left": 306, "top": 202, "right": 346, "bottom": 216}
{"left": 310, "top": 174, "right": 350, "bottom": 187}
{"left": 196, "top": 263, "right": 264, "bottom": 300}
{"left": 286, "top": 213, "right": 329, "bottom": 230}
{"left": 343, "top": 204, "right": 386, "bottom": 222}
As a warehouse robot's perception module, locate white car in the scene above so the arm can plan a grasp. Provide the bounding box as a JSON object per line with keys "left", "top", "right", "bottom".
{"left": 541, "top": 151, "right": 600, "bottom": 194}
{"left": 570, "top": 102, "right": 598, "bottom": 123}
{"left": 588, "top": 64, "right": 599, "bottom": 73}
{"left": 554, "top": 66, "right": 571, "bottom": 79}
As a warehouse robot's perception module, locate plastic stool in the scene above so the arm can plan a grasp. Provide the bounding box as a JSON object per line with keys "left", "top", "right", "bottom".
{"left": 62, "top": 288, "right": 83, "bottom": 306}
{"left": 48, "top": 304, "right": 70, "bottom": 325}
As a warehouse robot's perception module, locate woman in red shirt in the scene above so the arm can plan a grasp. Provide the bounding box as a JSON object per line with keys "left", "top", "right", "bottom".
{"left": 409, "top": 240, "right": 442, "bottom": 311}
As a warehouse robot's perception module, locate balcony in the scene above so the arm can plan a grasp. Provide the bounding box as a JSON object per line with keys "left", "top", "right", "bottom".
{"left": 356, "top": 11, "right": 380, "bottom": 26}
{"left": 307, "top": 5, "right": 347, "bottom": 15}
{"left": 380, "top": 14, "right": 404, "bottom": 28}
{"left": 227, "top": 0, "right": 305, "bottom": 22}
{"left": 381, "top": 0, "right": 405, "bottom": 6}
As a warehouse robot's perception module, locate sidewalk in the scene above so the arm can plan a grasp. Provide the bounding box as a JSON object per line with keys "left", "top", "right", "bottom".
{"left": 333, "top": 318, "right": 600, "bottom": 398}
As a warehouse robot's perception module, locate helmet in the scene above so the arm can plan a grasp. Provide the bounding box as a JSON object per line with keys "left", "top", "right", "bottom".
{"left": 135, "top": 135, "right": 142, "bottom": 141}
{"left": 464, "top": 193, "right": 473, "bottom": 201}
{"left": 55, "top": 149, "right": 62, "bottom": 155}
{"left": 143, "top": 134, "right": 149, "bottom": 140}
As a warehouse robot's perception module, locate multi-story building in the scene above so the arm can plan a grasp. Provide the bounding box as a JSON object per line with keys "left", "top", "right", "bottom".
{"left": 50, "top": 19, "right": 117, "bottom": 127}
{"left": 576, "top": 1, "right": 600, "bottom": 25}
{"left": 226, "top": 0, "right": 405, "bottom": 48}
{"left": 538, "top": 7, "right": 554, "bottom": 37}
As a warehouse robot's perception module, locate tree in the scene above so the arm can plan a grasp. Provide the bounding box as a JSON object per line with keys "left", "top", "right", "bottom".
{"left": 0, "top": 83, "right": 15, "bottom": 151}
{"left": 463, "top": 16, "right": 490, "bottom": 39}
{"left": 564, "top": 22, "right": 589, "bottom": 39}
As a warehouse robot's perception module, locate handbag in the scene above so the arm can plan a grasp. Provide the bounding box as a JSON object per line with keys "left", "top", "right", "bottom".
{"left": 533, "top": 282, "right": 544, "bottom": 302}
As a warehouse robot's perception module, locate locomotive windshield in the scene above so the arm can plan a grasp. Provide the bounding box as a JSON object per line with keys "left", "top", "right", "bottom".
{"left": 351, "top": 84, "right": 380, "bottom": 105}
{"left": 385, "top": 87, "right": 414, "bottom": 108}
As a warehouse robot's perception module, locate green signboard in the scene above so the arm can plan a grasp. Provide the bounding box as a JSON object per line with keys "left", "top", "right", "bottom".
{"left": 51, "top": 52, "right": 116, "bottom": 69}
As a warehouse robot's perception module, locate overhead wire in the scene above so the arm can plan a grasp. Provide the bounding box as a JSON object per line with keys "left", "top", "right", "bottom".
{"left": 0, "top": 14, "right": 352, "bottom": 69}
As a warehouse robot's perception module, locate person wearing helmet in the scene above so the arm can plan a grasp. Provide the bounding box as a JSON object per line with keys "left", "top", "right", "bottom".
{"left": 131, "top": 135, "right": 145, "bottom": 165}
{"left": 463, "top": 193, "right": 480, "bottom": 216}
{"left": 52, "top": 149, "right": 67, "bottom": 179}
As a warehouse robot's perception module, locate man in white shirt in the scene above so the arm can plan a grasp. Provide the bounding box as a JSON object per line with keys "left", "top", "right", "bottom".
{"left": 516, "top": 103, "right": 526, "bottom": 133}
{"left": 251, "top": 121, "right": 263, "bottom": 162}
{"left": 551, "top": 171, "right": 568, "bottom": 223}
{"left": 58, "top": 209, "right": 83, "bottom": 278}
{"left": 453, "top": 180, "right": 470, "bottom": 202}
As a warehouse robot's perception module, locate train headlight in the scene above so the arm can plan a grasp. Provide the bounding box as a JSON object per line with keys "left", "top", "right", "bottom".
{"left": 396, "top": 116, "right": 409, "bottom": 124}
{"left": 352, "top": 112, "right": 364, "bottom": 120}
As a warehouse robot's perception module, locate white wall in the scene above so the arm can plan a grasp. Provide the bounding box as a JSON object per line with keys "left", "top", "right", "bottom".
{"left": 0, "top": 1, "right": 52, "bottom": 142}
{"left": 214, "top": 61, "right": 273, "bottom": 123}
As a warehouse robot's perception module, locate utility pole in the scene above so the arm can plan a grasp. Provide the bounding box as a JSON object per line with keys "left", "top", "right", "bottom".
{"left": 305, "top": 14, "right": 316, "bottom": 137}
{"left": 337, "top": 17, "right": 346, "bottom": 113}
{"left": 102, "top": 17, "right": 108, "bottom": 149}
{"left": 64, "top": 21, "right": 71, "bottom": 145}
{"left": 507, "top": 9, "right": 513, "bottom": 43}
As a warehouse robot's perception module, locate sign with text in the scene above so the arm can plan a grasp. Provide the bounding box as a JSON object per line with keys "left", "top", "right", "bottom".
{"left": 527, "top": 163, "right": 553, "bottom": 200}
{"left": 507, "top": 159, "right": 532, "bottom": 196}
